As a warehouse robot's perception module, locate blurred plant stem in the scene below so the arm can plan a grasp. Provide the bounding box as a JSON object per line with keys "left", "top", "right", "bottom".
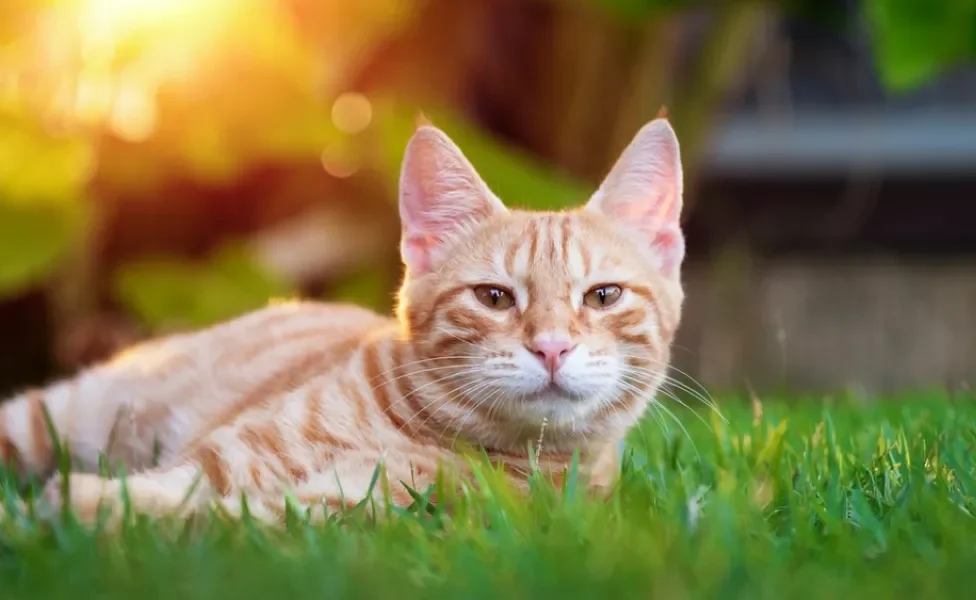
{"left": 552, "top": 4, "right": 616, "bottom": 177}
{"left": 669, "top": 2, "right": 769, "bottom": 213}
{"left": 551, "top": 1, "right": 766, "bottom": 216}
{"left": 45, "top": 194, "right": 109, "bottom": 366}
{"left": 606, "top": 16, "right": 678, "bottom": 170}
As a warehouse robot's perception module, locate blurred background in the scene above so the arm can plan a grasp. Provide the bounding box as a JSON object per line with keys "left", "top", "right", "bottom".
{"left": 1, "top": 0, "right": 974, "bottom": 398}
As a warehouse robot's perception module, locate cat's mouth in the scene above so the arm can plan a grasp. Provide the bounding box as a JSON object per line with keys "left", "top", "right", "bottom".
{"left": 535, "top": 382, "right": 584, "bottom": 402}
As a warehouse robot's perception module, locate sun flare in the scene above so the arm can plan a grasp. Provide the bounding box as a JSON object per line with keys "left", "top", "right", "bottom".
{"left": 19, "top": 0, "right": 242, "bottom": 141}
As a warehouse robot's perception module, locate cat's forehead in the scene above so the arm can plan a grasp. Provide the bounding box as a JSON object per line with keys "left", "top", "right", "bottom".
{"left": 469, "top": 210, "right": 645, "bottom": 283}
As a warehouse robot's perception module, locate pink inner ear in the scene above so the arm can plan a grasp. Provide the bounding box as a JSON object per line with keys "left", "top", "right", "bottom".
{"left": 652, "top": 225, "right": 685, "bottom": 278}
{"left": 398, "top": 126, "right": 505, "bottom": 274}
{"left": 401, "top": 235, "right": 434, "bottom": 275}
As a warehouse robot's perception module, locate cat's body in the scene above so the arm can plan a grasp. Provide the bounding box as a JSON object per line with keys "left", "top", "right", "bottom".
{"left": 0, "top": 116, "right": 686, "bottom": 524}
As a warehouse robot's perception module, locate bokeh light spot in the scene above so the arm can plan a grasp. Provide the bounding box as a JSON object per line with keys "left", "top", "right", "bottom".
{"left": 107, "top": 81, "right": 158, "bottom": 142}
{"left": 73, "top": 72, "right": 115, "bottom": 125}
{"left": 320, "top": 146, "right": 359, "bottom": 179}
{"left": 331, "top": 93, "right": 372, "bottom": 134}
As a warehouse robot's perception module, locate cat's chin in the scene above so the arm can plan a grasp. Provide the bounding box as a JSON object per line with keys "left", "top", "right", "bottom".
{"left": 499, "top": 385, "right": 600, "bottom": 428}
{"left": 532, "top": 382, "right": 585, "bottom": 402}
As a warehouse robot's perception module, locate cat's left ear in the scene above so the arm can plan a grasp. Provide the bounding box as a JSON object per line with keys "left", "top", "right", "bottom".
{"left": 585, "top": 118, "right": 684, "bottom": 278}
{"left": 399, "top": 124, "right": 507, "bottom": 275}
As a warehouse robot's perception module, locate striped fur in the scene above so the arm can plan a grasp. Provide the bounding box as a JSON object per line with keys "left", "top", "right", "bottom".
{"left": 0, "top": 118, "right": 686, "bottom": 525}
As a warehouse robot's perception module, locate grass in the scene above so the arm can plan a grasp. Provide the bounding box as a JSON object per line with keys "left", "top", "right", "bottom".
{"left": 1, "top": 391, "right": 975, "bottom": 599}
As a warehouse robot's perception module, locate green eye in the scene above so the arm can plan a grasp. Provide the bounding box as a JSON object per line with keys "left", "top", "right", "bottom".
{"left": 474, "top": 286, "right": 515, "bottom": 310}
{"left": 583, "top": 285, "right": 622, "bottom": 309}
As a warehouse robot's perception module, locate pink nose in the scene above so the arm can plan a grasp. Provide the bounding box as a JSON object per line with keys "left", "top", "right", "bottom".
{"left": 529, "top": 338, "right": 575, "bottom": 375}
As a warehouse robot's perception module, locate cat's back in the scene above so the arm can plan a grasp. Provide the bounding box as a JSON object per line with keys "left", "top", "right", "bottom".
{"left": 113, "top": 300, "right": 391, "bottom": 373}
{"left": 99, "top": 300, "right": 394, "bottom": 446}
{"left": 205, "top": 299, "right": 392, "bottom": 357}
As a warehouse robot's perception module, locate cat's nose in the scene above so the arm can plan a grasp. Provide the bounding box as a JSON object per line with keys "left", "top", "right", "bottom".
{"left": 528, "top": 337, "right": 576, "bottom": 375}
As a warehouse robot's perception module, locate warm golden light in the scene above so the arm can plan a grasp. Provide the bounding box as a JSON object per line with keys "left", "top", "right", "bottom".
{"left": 77, "top": 0, "right": 236, "bottom": 137}
{"left": 72, "top": 71, "right": 115, "bottom": 125}
{"left": 6, "top": 0, "right": 387, "bottom": 186}
{"left": 21, "top": 0, "right": 241, "bottom": 139}
{"left": 108, "top": 77, "right": 158, "bottom": 143}
{"left": 78, "top": 0, "right": 234, "bottom": 48}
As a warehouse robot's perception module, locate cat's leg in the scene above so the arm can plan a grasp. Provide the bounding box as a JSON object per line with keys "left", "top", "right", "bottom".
{"left": 0, "top": 378, "right": 159, "bottom": 480}
{"left": 40, "top": 439, "right": 447, "bottom": 526}
{"left": 220, "top": 450, "right": 441, "bottom": 524}
{"left": 39, "top": 464, "right": 204, "bottom": 525}
{"left": 37, "top": 452, "right": 405, "bottom": 526}
{"left": 0, "top": 336, "right": 202, "bottom": 480}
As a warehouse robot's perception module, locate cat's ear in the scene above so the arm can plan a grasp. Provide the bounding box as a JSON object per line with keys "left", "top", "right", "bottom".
{"left": 398, "top": 124, "right": 507, "bottom": 274}
{"left": 585, "top": 118, "right": 684, "bottom": 278}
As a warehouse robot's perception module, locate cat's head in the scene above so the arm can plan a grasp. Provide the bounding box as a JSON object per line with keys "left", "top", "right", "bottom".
{"left": 396, "top": 118, "right": 685, "bottom": 453}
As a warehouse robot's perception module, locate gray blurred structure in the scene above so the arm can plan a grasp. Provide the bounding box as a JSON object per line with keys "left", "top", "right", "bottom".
{"left": 705, "top": 111, "right": 976, "bottom": 176}
{"left": 675, "top": 261, "right": 976, "bottom": 394}
{"left": 681, "top": 2, "right": 976, "bottom": 393}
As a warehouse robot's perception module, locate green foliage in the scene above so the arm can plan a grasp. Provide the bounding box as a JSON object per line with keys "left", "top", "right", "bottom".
{"left": 2, "top": 395, "right": 976, "bottom": 598}
{"left": 584, "top": 0, "right": 976, "bottom": 92}
{"left": 0, "top": 109, "right": 94, "bottom": 297}
{"left": 371, "top": 100, "right": 589, "bottom": 211}
{"left": 865, "top": 0, "right": 976, "bottom": 91}
{"left": 0, "top": 202, "right": 88, "bottom": 297}
{"left": 111, "top": 245, "right": 295, "bottom": 330}
{"left": 584, "top": 0, "right": 683, "bottom": 20}
{"left": 330, "top": 266, "right": 395, "bottom": 314}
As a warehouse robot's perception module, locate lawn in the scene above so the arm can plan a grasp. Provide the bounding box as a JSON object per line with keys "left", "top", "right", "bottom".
{"left": 1, "top": 392, "right": 975, "bottom": 599}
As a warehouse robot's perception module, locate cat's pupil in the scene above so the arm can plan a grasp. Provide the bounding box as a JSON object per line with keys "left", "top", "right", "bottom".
{"left": 583, "top": 284, "right": 621, "bottom": 309}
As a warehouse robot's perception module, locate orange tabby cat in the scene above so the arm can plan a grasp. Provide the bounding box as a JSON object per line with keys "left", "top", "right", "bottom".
{"left": 0, "top": 116, "right": 686, "bottom": 524}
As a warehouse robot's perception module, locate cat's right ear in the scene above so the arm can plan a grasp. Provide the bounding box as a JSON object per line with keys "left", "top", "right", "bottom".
{"left": 584, "top": 117, "right": 684, "bottom": 278}
{"left": 398, "top": 124, "right": 506, "bottom": 275}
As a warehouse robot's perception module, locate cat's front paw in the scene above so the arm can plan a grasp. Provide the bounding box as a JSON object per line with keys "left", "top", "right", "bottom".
{"left": 40, "top": 473, "right": 119, "bottom": 525}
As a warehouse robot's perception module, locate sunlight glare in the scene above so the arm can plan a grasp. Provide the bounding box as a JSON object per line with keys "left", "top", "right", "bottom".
{"left": 108, "top": 77, "right": 158, "bottom": 143}
{"left": 79, "top": 0, "right": 229, "bottom": 47}
{"left": 41, "top": 0, "right": 239, "bottom": 138}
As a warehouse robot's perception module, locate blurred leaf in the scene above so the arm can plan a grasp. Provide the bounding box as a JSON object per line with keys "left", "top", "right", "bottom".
{"left": 865, "top": 0, "right": 976, "bottom": 91}
{"left": 580, "top": 0, "right": 682, "bottom": 20}
{"left": 0, "top": 202, "right": 88, "bottom": 298}
{"left": 580, "top": 0, "right": 976, "bottom": 91}
{"left": 112, "top": 245, "right": 295, "bottom": 330}
{"left": 329, "top": 267, "right": 393, "bottom": 314}
{"left": 0, "top": 107, "right": 94, "bottom": 298}
{"left": 0, "top": 113, "right": 96, "bottom": 206}
{"left": 780, "top": 0, "right": 851, "bottom": 30}
{"left": 370, "top": 100, "right": 589, "bottom": 211}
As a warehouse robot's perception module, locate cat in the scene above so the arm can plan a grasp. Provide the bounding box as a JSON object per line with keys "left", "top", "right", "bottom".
{"left": 0, "top": 115, "right": 686, "bottom": 525}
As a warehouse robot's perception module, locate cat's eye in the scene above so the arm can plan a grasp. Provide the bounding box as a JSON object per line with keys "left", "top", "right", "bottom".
{"left": 583, "top": 285, "right": 623, "bottom": 309}
{"left": 473, "top": 285, "right": 515, "bottom": 310}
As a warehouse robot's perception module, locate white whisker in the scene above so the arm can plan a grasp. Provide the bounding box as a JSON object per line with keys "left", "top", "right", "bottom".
{"left": 369, "top": 363, "right": 474, "bottom": 391}
{"left": 379, "top": 368, "right": 483, "bottom": 419}
{"left": 614, "top": 377, "right": 701, "bottom": 462}
{"left": 619, "top": 369, "right": 714, "bottom": 434}
{"left": 617, "top": 353, "right": 724, "bottom": 420}
{"left": 368, "top": 355, "right": 481, "bottom": 382}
